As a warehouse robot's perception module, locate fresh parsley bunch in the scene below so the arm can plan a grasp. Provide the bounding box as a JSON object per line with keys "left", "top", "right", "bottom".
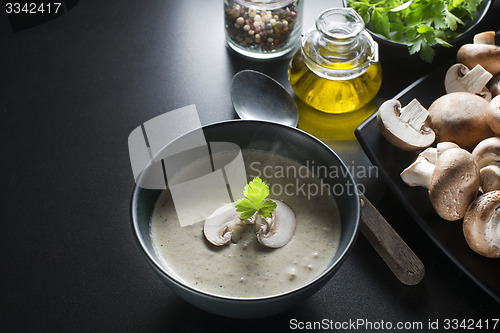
{"left": 347, "top": 0, "right": 485, "bottom": 62}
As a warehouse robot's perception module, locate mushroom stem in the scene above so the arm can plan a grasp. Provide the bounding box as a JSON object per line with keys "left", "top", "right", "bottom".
{"left": 445, "top": 64, "right": 492, "bottom": 95}
{"left": 253, "top": 213, "right": 269, "bottom": 234}
{"left": 400, "top": 150, "right": 435, "bottom": 189}
{"left": 420, "top": 147, "right": 438, "bottom": 164}
{"left": 399, "top": 99, "right": 430, "bottom": 132}
{"left": 228, "top": 219, "right": 247, "bottom": 243}
{"left": 478, "top": 87, "right": 492, "bottom": 102}
{"left": 473, "top": 31, "right": 496, "bottom": 45}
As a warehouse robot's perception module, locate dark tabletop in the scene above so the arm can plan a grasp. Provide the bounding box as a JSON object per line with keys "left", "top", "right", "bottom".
{"left": 1, "top": 1, "right": 499, "bottom": 332}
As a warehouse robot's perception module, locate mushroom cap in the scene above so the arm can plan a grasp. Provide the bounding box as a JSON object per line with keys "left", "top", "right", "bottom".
{"left": 457, "top": 43, "right": 500, "bottom": 76}
{"left": 377, "top": 99, "right": 435, "bottom": 151}
{"left": 428, "top": 92, "right": 494, "bottom": 151}
{"left": 471, "top": 136, "right": 500, "bottom": 169}
{"left": 420, "top": 146, "right": 438, "bottom": 163}
{"left": 436, "top": 141, "right": 460, "bottom": 154}
{"left": 429, "top": 147, "right": 480, "bottom": 221}
{"left": 203, "top": 202, "right": 244, "bottom": 246}
{"left": 463, "top": 191, "right": 500, "bottom": 258}
{"left": 255, "top": 200, "right": 296, "bottom": 248}
{"left": 489, "top": 95, "right": 500, "bottom": 134}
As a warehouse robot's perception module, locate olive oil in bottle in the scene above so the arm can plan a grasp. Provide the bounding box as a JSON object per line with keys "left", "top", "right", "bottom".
{"left": 288, "top": 8, "right": 382, "bottom": 114}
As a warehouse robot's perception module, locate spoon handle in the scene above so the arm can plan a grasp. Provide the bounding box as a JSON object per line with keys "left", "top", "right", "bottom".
{"left": 359, "top": 193, "right": 425, "bottom": 286}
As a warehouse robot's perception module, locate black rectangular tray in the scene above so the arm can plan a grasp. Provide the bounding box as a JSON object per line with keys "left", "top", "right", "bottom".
{"left": 355, "top": 63, "right": 500, "bottom": 303}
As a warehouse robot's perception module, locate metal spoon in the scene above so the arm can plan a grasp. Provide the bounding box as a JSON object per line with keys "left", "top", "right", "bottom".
{"left": 230, "top": 70, "right": 424, "bottom": 285}
{"left": 231, "top": 70, "right": 298, "bottom": 127}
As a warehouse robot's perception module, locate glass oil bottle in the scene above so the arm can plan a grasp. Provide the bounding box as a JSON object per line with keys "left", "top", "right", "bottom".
{"left": 288, "top": 8, "right": 381, "bottom": 113}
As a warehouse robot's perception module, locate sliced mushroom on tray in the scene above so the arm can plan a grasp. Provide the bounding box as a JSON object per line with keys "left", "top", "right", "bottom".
{"left": 444, "top": 63, "right": 492, "bottom": 99}
{"left": 377, "top": 99, "right": 435, "bottom": 151}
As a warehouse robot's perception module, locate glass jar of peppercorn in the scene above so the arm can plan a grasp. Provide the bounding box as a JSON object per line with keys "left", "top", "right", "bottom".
{"left": 224, "top": 0, "right": 303, "bottom": 59}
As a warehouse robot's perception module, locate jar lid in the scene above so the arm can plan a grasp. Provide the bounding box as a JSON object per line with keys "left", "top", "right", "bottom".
{"left": 301, "top": 8, "right": 378, "bottom": 80}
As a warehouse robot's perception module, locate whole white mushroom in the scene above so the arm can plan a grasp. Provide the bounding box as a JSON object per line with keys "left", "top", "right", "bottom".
{"left": 401, "top": 143, "right": 480, "bottom": 221}
{"left": 428, "top": 92, "right": 494, "bottom": 151}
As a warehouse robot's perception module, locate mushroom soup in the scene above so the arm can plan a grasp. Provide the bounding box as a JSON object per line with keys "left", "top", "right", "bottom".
{"left": 151, "top": 150, "right": 341, "bottom": 298}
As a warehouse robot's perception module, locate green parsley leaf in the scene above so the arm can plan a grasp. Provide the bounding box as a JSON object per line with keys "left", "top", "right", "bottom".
{"left": 243, "top": 177, "right": 269, "bottom": 203}
{"left": 419, "top": 44, "right": 435, "bottom": 63}
{"left": 444, "top": 9, "right": 463, "bottom": 31}
{"left": 372, "top": 8, "right": 390, "bottom": 38}
{"left": 258, "top": 200, "right": 277, "bottom": 218}
{"left": 234, "top": 198, "right": 257, "bottom": 219}
{"left": 234, "top": 177, "right": 277, "bottom": 219}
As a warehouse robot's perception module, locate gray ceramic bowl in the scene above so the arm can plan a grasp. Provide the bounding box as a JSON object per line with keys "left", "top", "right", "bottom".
{"left": 131, "top": 120, "right": 360, "bottom": 318}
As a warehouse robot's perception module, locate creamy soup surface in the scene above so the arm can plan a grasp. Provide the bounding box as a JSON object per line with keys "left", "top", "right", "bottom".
{"left": 151, "top": 150, "right": 341, "bottom": 298}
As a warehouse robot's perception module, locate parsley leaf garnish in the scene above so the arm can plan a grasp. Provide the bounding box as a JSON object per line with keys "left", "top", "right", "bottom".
{"left": 234, "top": 177, "right": 277, "bottom": 219}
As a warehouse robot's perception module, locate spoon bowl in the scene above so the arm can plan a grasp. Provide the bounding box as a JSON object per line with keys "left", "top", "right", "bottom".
{"left": 231, "top": 70, "right": 298, "bottom": 127}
